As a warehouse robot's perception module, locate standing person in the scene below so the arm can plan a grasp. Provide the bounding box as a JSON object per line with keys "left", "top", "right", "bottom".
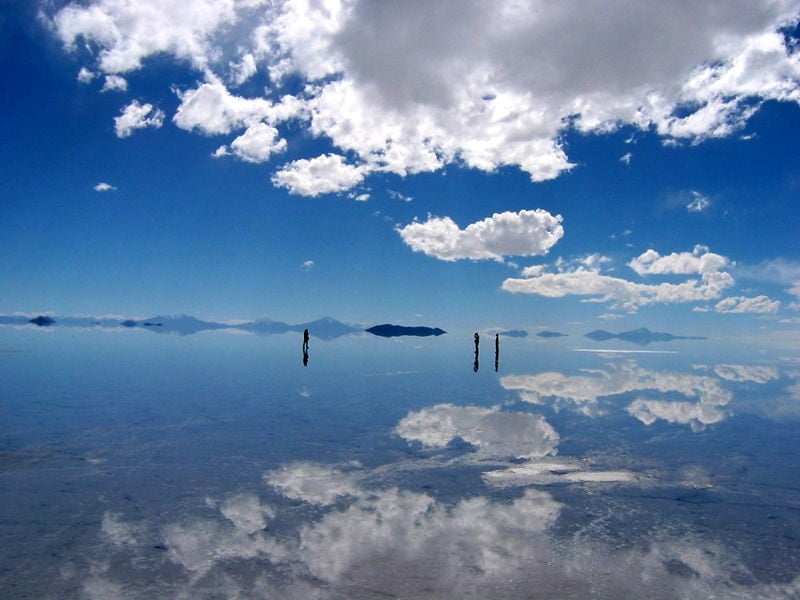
{"left": 303, "top": 328, "right": 309, "bottom": 352}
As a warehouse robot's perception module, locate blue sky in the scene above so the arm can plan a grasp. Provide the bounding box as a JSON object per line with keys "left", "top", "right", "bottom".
{"left": 2, "top": 1, "right": 800, "bottom": 341}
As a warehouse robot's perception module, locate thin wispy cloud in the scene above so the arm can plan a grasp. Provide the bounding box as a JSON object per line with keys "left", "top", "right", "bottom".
{"left": 686, "top": 191, "right": 711, "bottom": 213}
{"left": 93, "top": 182, "right": 117, "bottom": 192}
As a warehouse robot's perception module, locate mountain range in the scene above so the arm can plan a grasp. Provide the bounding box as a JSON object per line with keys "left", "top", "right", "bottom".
{"left": 1, "top": 314, "right": 361, "bottom": 340}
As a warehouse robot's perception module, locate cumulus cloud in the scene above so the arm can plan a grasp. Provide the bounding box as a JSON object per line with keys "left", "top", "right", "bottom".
{"left": 48, "top": 0, "right": 800, "bottom": 194}
{"left": 93, "top": 182, "right": 116, "bottom": 192}
{"left": 503, "top": 245, "right": 735, "bottom": 311}
{"left": 114, "top": 100, "right": 164, "bottom": 138}
{"left": 397, "top": 209, "right": 564, "bottom": 262}
{"left": 100, "top": 74, "right": 127, "bottom": 92}
{"left": 272, "top": 154, "right": 368, "bottom": 197}
{"left": 213, "top": 122, "right": 286, "bottom": 163}
{"left": 714, "top": 294, "right": 781, "bottom": 313}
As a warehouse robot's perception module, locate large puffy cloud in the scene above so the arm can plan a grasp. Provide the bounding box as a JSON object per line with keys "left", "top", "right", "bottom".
{"left": 503, "top": 246, "right": 735, "bottom": 311}
{"left": 271, "top": 154, "right": 368, "bottom": 196}
{"left": 50, "top": 1, "right": 800, "bottom": 193}
{"left": 397, "top": 209, "right": 564, "bottom": 262}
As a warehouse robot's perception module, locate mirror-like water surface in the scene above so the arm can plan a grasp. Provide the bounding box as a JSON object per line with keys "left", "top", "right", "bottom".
{"left": 1, "top": 327, "right": 799, "bottom": 599}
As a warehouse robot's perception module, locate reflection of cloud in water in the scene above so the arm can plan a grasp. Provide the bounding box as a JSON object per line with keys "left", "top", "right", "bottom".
{"left": 265, "top": 461, "right": 360, "bottom": 505}
{"left": 85, "top": 462, "right": 800, "bottom": 599}
{"left": 483, "top": 460, "right": 641, "bottom": 487}
{"left": 627, "top": 397, "right": 726, "bottom": 431}
{"left": 711, "top": 363, "right": 779, "bottom": 383}
{"left": 395, "top": 403, "right": 558, "bottom": 459}
{"left": 501, "top": 361, "right": 733, "bottom": 429}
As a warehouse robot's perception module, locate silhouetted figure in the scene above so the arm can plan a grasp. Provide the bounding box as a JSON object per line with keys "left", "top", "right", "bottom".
{"left": 303, "top": 328, "right": 309, "bottom": 352}
{"left": 495, "top": 333, "right": 500, "bottom": 372}
{"left": 303, "top": 348, "right": 309, "bottom": 366}
{"left": 473, "top": 332, "right": 480, "bottom": 372}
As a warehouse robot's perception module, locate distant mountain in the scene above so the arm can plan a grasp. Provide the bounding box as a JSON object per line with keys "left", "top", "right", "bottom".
{"left": 29, "top": 315, "right": 55, "bottom": 326}
{"left": 238, "top": 316, "right": 360, "bottom": 340}
{"left": 298, "top": 317, "right": 361, "bottom": 340}
{"left": 366, "top": 324, "right": 446, "bottom": 338}
{"left": 585, "top": 327, "right": 705, "bottom": 346}
{"left": 238, "top": 318, "right": 293, "bottom": 335}
{"left": 139, "top": 315, "right": 228, "bottom": 335}
{"left": 499, "top": 330, "right": 528, "bottom": 338}
{"left": 537, "top": 331, "right": 567, "bottom": 338}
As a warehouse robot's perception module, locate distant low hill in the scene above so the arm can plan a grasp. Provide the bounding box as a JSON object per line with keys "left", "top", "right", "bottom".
{"left": 585, "top": 327, "right": 705, "bottom": 346}
{"left": 498, "top": 330, "right": 528, "bottom": 338}
{"left": 537, "top": 331, "right": 567, "bottom": 338}
{"left": 366, "top": 324, "right": 446, "bottom": 338}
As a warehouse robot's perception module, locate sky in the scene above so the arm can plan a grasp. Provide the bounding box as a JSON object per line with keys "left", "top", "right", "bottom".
{"left": 2, "top": 0, "right": 800, "bottom": 340}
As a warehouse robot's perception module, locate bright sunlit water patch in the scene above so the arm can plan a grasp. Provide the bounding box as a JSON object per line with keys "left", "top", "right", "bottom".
{"left": 1, "top": 327, "right": 799, "bottom": 598}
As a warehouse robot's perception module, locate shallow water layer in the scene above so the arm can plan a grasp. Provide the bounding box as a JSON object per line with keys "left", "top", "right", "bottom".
{"left": 1, "top": 327, "right": 799, "bottom": 599}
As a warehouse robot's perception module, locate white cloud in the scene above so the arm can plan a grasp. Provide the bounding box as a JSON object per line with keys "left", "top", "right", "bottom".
{"left": 686, "top": 191, "right": 711, "bottom": 212}
{"left": 272, "top": 154, "right": 367, "bottom": 197}
{"left": 173, "top": 82, "right": 301, "bottom": 135}
{"left": 628, "top": 245, "right": 730, "bottom": 276}
{"left": 114, "top": 100, "right": 165, "bottom": 138}
{"left": 77, "top": 67, "right": 95, "bottom": 83}
{"left": 619, "top": 152, "right": 633, "bottom": 165}
{"left": 395, "top": 403, "right": 559, "bottom": 459}
{"left": 100, "top": 75, "right": 127, "bottom": 92}
{"left": 715, "top": 295, "right": 781, "bottom": 313}
{"left": 214, "top": 122, "right": 286, "bottom": 163}
{"left": 93, "top": 182, "right": 116, "bottom": 192}
{"left": 503, "top": 246, "right": 735, "bottom": 311}
{"left": 50, "top": 0, "right": 800, "bottom": 194}
{"left": 397, "top": 209, "right": 564, "bottom": 262}
{"left": 301, "top": 259, "right": 315, "bottom": 270}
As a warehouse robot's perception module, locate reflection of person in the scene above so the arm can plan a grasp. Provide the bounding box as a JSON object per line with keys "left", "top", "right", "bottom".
{"left": 473, "top": 332, "right": 480, "bottom": 372}
{"left": 303, "top": 348, "right": 309, "bottom": 366}
{"left": 303, "top": 328, "right": 309, "bottom": 352}
{"left": 495, "top": 333, "right": 499, "bottom": 372}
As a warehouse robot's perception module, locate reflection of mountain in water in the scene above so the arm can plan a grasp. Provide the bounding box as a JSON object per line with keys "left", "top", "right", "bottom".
{"left": 366, "top": 324, "right": 446, "bottom": 338}
{"left": 0, "top": 313, "right": 362, "bottom": 340}
{"left": 585, "top": 327, "right": 705, "bottom": 346}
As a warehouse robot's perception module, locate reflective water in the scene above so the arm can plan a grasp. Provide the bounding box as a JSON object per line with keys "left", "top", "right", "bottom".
{"left": 1, "top": 327, "right": 799, "bottom": 599}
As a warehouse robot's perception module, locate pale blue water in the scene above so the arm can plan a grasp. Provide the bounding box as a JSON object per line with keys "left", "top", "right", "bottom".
{"left": 1, "top": 326, "right": 799, "bottom": 598}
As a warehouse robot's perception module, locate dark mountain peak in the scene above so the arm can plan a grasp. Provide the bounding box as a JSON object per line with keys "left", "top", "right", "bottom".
{"left": 366, "top": 324, "right": 446, "bottom": 338}
{"left": 29, "top": 315, "right": 55, "bottom": 326}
